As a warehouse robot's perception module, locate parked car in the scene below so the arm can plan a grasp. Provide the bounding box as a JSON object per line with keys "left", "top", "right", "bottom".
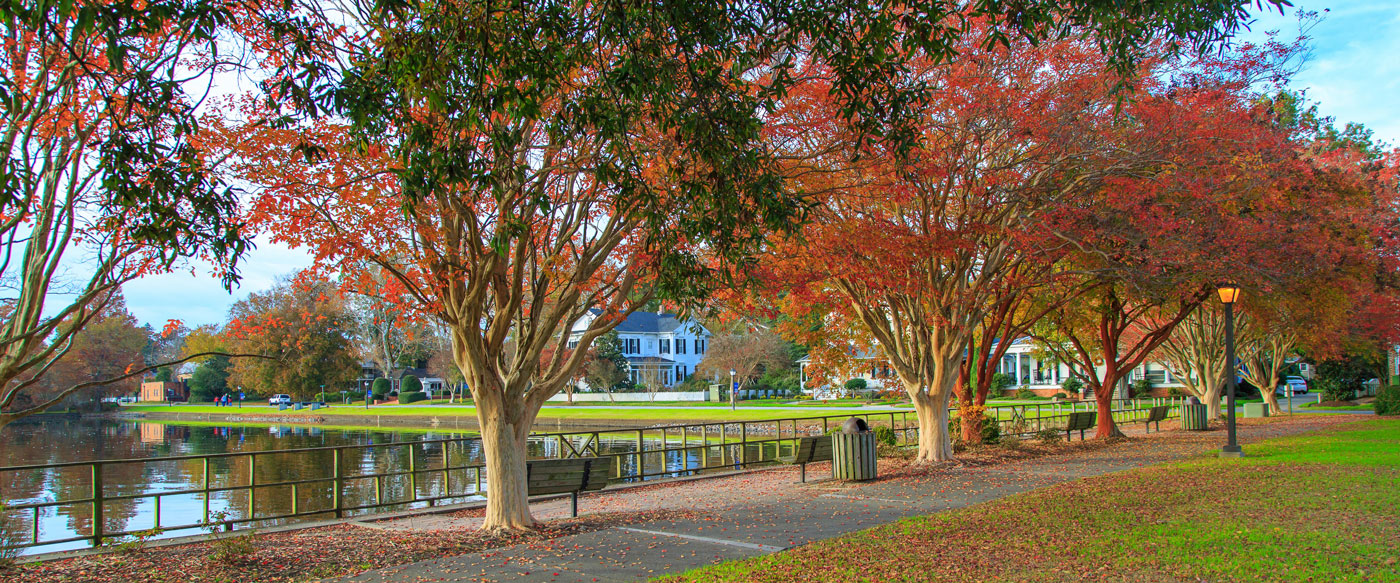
{"left": 1275, "top": 376, "right": 1308, "bottom": 395}
{"left": 268, "top": 394, "right": 292, "bottom": 405}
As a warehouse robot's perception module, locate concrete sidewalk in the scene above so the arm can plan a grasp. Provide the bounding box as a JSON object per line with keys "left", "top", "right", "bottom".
{"left": 334, "top": 415, "right": 1355, "bottom": 583}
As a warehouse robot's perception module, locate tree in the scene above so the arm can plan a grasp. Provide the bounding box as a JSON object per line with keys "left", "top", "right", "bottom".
{"left": 695, "top": 330, "right": 792, "bottom": 400}
{"left": 21, "top": 290, "right": 148, "bottom": 411}
{"left": 225, "top": 277, "right": 358, "bottom": 400}
{"left": 226, "top": 0, "right": 1284, "bottom": 531}
{"left": 763, "top": 32, "right": 1133, "bottom": 461}
{"left": 0, "top": 0, "right": 250, "bottom": 425}
{"left": 1157, "top": 306, "right": 1230, "bottom": 417}
{"left": 189, "top": 356, "right": 232, "bottom": 402}
{"left": 1031, "top": 39, "right": 1385, "bottom": 438}
{"left": 582, "top": 332, "right": 629, "bottom": 400}
{"left": 345, "top": 265, "right": 432, "bottom": 382}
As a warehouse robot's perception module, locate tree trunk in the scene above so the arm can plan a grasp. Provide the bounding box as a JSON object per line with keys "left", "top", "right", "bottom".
{"left": 955, "top": 372, "right": 983, "bottom": 444}
{"left": 1204, "top": 382, "right": 1224, "bottom": 420}
{"left": 478, "top": 412, "right": 535, "bottom": 532}
{"left": 911, "top": 390, "right": 954, "bottom": 462}
{"left": 1092, "top": 380, "right": 1124, "bottom": 439}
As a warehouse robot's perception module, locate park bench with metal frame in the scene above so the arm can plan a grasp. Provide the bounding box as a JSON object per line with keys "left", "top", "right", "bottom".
{"left": 1143, "top": 405, "right": 1171, "bottom": 433}
{"left": 526, "top": 457, "right": 610, "bottom": 517}
{"left": 785, "top": 435, "right": 833, "bottom": 483}
{"left": 1065, "top": 411, "right": 1097, "bottom": 441}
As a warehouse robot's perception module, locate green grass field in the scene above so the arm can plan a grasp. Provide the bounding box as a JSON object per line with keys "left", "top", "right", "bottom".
{"left": 659, "top": 419, "right": 1400, "bottom": 583}
{"left": 1301, "top": 402, "right": 1376, "bottom": 412}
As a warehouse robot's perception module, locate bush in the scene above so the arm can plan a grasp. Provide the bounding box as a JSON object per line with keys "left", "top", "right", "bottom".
{"left": 401, "top": 375, "right": 423, "bottom": 393}
{"left": 1375, "top": 384, "right": 1400, "bottom": 416}
{"left": 1053, "top": 392, "right": 1069, "bottom": 400}
{"left": 1060, "top": 376, "right": 1083, "bottom": 395}
{"left": 1130, "top": 378, "right": 1153, "bottom": 398}
{"left": 1015, "top": 387, "right": 1036, "bottom": 400}
{"left": 872, "top": 425, "right": 897, "bottom": 446}
{"left": 1315, "top": 377, "right": 1355, "bottom": 402}
{"left": 1034, "top": 428, "right": 1063, "bottom": 446}
{"left": 843, "top": 378, "right": 868, "bottom": 393}
{"left": 371, "top": 378, "right": 391, "bottom": 396}
{"left": 948, "top": 413, "right": 1000, "bottom": 444}
{"left": 990, "top": 372, "right": 1016, "bottom": 392}
{"left": 398, "top": 391, "right": 428, "bottom": 404}
{"left": 1168, "top": 387, "right": 1186, "bottom": 398}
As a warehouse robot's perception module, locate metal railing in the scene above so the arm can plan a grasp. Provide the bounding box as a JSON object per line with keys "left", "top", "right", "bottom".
{"left": 0, "top": 400, "right": 1180, "bottom": 552}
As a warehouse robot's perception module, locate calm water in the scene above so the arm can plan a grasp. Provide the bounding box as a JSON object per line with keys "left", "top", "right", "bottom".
{"left": 0, "top": 417, "right": 763, "bottom": 555}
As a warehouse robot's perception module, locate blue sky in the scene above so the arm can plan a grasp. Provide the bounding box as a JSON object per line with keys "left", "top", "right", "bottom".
{"left": 118, "top": 1, "right": 1400, "bottom": 327}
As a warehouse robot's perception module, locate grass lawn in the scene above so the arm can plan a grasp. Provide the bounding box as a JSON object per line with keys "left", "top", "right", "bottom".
{"left": 121, "top": 403, "right": 890, "bottom": 423}
{"left": 658, "top": 419, "right": 1400, "bottom": 583}
{"left": 1302, "top": 402, "right": 1376, "bottom": 412}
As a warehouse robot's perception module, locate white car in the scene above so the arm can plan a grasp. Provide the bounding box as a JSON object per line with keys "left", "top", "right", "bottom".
{"left": 1274, "top": 377, "right": 1307, "bottom": 395}
{"left": 268, "top": 394, "right": 292, "bottom": 405}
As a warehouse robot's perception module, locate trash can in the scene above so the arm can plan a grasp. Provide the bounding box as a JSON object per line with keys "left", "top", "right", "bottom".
{"left": 831, "top": 417, "right": 877, "bottom": 481}
{"left": 1181, "top": 403, "right": 1209, "bottom": 431}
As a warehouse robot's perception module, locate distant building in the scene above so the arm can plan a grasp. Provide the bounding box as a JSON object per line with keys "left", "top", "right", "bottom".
{"left": 569, "top": 310, "right": 711, "bottom": 389}
{"left": 139, "top": 381, "right": 187, "bottom": 402}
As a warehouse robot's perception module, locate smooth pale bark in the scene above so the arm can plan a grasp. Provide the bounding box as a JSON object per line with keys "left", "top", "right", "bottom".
{"left": 478, "top": 413, "right": 535, "bottom": 530}
{"left": 911, "top": 387, "right": 954, "bottom": 462}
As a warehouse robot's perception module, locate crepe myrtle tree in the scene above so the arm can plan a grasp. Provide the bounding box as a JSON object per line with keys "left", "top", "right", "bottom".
{"left": 0, "top": 0, "right": 252, "bottom": 425}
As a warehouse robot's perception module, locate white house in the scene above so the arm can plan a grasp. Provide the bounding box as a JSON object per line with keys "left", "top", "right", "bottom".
{"left": 994, "top": 337, "right": 1185, "bottom": 397}
{"left": 569, "top": 310, "right": 711, "bottom": 389}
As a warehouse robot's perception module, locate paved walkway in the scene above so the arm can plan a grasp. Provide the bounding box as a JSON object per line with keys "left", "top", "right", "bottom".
{"left": 335, "top": 415, "right": 1357, "bottom": 583}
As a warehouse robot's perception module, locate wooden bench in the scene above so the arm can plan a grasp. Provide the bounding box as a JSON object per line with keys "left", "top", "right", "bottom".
{"left": 785, "top": 435, "right": 833, "bottom": 483}
{"left": 526, "top": 457, "right": 610, "bottom": 517}
{"left": 1065, "top": 411, "right": 1097, "bottom": 441}
{"left": 1143, "top": 405, "right": 1171, "bottom": 433}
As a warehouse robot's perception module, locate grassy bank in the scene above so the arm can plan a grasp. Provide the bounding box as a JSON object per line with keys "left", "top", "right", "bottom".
{"left": 121, "top": 403, "right": 892, "bottom": 423}
{"left": 659, "top": 419, "right": 1400, "bottom": 583}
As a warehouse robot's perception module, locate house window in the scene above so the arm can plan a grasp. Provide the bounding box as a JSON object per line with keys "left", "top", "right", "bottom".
{"left": 676, "top": 339, "right": 687, "bottom": 354}
{"left": 567, "top": 340, "right": 578, "bottom": 349}
{"left": 660, "top": 339, "right": 671, "bottom": 354}
{"left": 675, "top": 365, "right": 684, "bottom": 382}
{"left": 663, "top": 370, "right": 672, "bottom": 386}
{"left": 696, "top": 338, "right": 706, "bottom": 354}
{"left": 624, "top": 338, "right": 640, "bottom": 354}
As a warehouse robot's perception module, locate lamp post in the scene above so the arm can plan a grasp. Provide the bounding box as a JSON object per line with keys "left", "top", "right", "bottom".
{"left": 729, "top": 369, "right": 737, "bottom": 411}
{"left": 1218, "top": 282, "right": 1244, "bottom": 458}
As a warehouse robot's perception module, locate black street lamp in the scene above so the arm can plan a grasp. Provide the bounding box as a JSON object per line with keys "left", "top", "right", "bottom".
{"left": 1218, "top": 282, "right": 1244, "bottom": 458}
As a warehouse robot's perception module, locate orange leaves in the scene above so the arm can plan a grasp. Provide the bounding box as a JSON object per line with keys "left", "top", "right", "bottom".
{"left": 161, "top": 319, "right": 184, "bottom": 339}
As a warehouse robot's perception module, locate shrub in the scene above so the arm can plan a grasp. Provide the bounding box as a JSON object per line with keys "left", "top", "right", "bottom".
{"left": 843, "top": 378, "right": 868, "bottom": 393}
{"left": 401, "top": 375, "right": 423, "bottom": 394}
{"left": 398, "top": 391, "right": 428, "bottom": 404}
{"left": 1315, "top": 377, "right": 1354, "bottom": 402}
{"left": 1015, "top": 387, "right": 1036, "bottom": 400}
{"left": 1130, "top": 378, "right": 1153, "bottom": 398}
{"left": 948, "top": 413, "right": 1000, "bottom": 444}
{"left": 1034, "top": 428, "right": 1063, "bottom": 446}
{"left": 1053, "top": 392, "right": 1069, "bottom": 400}
{"left": 872, "top": 425, "right": 897, "bottom": 446}
{"left": 205, "top": 511, "right": 255, "bottom": 565}
{"left": 1168, "top": 387, "right": 1186, "bottom": 398}
{"left": 1060, "top": 376, "right": 1084, "bottom": 395}
{"left": 1375, "top": 383, "right": 1400, "bottom": 416}
{"left": 990, "top": 372, "right": 1016, "bottom": 392}
{"left": 371, "top": 377, "right": 391, "bottom": 396}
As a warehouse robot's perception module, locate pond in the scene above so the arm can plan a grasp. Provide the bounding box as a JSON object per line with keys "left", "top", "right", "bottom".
{"left": 0, "top": 416, "right": 798, "bottom": 555}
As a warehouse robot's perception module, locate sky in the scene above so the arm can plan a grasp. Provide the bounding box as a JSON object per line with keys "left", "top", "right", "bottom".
{"left": 117, "top": 0, "right": 1400, "bottom": 328}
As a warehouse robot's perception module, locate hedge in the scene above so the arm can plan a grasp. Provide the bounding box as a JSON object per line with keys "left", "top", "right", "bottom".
{"left": 401, "top": 375, "right": 423, "bottom": 393}
{"left": 398, "top": 391, "right": 428, "bottom": 405}
{"left": 1376, "top": 384, "right": 1400, "bottom": 416}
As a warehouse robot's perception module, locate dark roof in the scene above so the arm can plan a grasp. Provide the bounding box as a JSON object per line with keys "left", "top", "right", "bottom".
{"left": 593, "top": 310, "right": 702, "bottom": 334}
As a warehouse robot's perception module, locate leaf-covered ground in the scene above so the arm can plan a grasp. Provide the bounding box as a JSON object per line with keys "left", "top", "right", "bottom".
{"left": 658, "top": 418, "right": 1400, "bottom": 583}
